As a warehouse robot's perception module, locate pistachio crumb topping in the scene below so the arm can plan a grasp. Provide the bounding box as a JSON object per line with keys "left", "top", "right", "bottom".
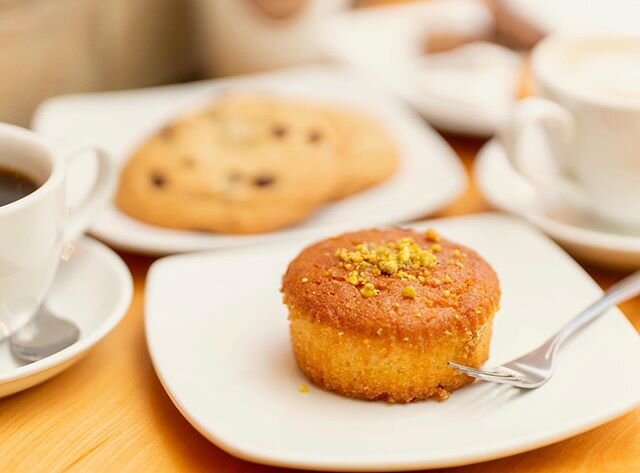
{"left": 299, "top": 383, "right": 309, "bottom": 393}
{"left": 336, "top": 237, "right": 439, "bottom": 297}
{"left": 402, "top": 285, "right": 417, "bottom": 299}
{"left": 444, "top": 274, "right": 453, "bottom": 284}
{"left": 346, "top": 270, "right": 362, "bottom": 285}
{"left": 425, "top": 228, "right": 441, "bottom": 242}
{"left": 360, "top": 282, "right": 378, "bottom": 297}
{"left": 431, "top": 243, "right": 442, "bottom": 253}
{"left": 475, "top": 307, "right": 482, "bottom": 314}
{"left": 453, "top": 249, "right": 467, "bottom": 259}
{"left": 448, "top": 259, "right": 465, "bottom": 269}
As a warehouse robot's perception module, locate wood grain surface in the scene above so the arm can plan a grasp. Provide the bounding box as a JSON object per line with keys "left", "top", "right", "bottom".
{"left": 0, "top": 135, "right": 638, "bottom": 473}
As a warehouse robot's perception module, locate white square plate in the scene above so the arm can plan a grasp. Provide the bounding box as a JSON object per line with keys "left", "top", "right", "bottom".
{"left": 33, "top": 66, "right": 465, "bottom": 255}
{"left": 145, "top": 213, "right": 640, "bottom": 471}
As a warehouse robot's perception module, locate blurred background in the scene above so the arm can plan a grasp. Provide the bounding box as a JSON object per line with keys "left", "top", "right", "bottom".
{"left": 4, "top": 0, "right": 639, "bottom": 128}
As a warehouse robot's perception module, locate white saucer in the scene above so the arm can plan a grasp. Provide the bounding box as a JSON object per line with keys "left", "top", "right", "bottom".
{"left": 475, "top": 139, "right": 640, "bottom": 269}
{"left": 0, "top": 237, "right": 132, "bottom": 398}
{"left": 324, "top": 1, "right": 640, "bottom": 137}
{"left": 323, "top": 1, "right": 522, "bottom": 136}
{"left": 33, "top": 66, "right": 466, "bottom": 255}
{"left": 500, "top": 0, "right": 640, "bottom": 36}
{"left": 145, "top": 213, "right": 640, "bottom": 471}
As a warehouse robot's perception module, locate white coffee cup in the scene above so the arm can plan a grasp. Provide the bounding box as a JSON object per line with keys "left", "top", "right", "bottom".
{"left": 499, "top": 33, "right": 640, "bottom": 229}
{"left": 0, "top": 123, "right": 116, "bottom": 339}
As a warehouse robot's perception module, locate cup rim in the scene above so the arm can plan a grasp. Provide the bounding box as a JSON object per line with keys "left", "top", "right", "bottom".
{"left": 531, "top": 32, "right": 640, "bottom": 112}
{"left": 0, "top": 123, "right": 64, "bottom": 215}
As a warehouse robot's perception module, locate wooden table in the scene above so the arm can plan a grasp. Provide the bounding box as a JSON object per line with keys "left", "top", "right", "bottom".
{"left": 1, "top": 135, "right": 638, "bottom": 472}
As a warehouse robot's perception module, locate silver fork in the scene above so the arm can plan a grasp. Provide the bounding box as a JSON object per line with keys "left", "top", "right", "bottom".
{"left": 449, "top": 270, "right": 640, "bottom": 389}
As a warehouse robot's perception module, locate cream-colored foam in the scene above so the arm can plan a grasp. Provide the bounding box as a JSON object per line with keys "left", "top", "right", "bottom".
{"left": 550, "top": 37, "right": 640, "bottom": 101}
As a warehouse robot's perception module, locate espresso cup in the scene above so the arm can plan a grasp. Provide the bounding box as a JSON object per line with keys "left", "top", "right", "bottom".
{"left": 499, "top": 33, "right": 640, "bottom": 228}
{"left": 0, "top": 123, "right": 116, "bottom": 339}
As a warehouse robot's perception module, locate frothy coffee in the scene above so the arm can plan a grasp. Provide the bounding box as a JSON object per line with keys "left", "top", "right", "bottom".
{"left": 541, "top": 36, "right": 640, "bottom": 102}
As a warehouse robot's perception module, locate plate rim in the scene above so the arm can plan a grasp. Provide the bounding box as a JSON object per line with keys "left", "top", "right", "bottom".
{"left": 144, "top": 213, "right": 640, "bottom": 471}
{"left": 33, "top": 65, "right": 467, "bottom": 256}
{"left": 0, "top": 237, "right": 133, "bottom": 385}
{"left": 145, "top": 346, "right": 639, "bottom": 472}
{"left": 91, "top": 174, "right": 464, "bottom": 256}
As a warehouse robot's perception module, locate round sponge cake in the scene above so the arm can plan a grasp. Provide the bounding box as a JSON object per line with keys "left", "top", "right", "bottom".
{"left": 281, "top": 228, "right": 500, "bottom": 403}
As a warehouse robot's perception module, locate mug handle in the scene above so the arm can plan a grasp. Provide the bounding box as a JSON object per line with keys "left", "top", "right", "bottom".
{"left": 63, "top": 146, "right": 117, "bottom": 243}
{"left": 498, "top": 97, "right": 590, "bottom": 210}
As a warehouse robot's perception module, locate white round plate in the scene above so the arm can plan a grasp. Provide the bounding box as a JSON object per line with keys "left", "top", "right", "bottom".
{"left": 324, "top": 1, "right": 640, "bottom": 137}
{"left": 475, "top": 139, "right": 640, "bottom": 269}
{"left": 32, "top": 66, "right": 466, "bottom": 255}
{"left": 0, "top": 237, "right": 133, "bottom": 398}
{"left": 500, "top": 0, "right": 640, "bottom": 36}
{"left": 145, "top": 213, "right": 640, "bottom": 471}
{"left": 323, "top": 1, "right": 522, "bottom": 137}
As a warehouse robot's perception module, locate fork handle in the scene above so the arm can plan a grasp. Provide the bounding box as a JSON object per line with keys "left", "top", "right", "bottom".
{"left": 547, "top": 270, "right": 640, "bottom": 356}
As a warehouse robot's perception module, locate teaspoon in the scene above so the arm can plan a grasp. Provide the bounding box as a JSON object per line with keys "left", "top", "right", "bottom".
{"left": 10, "top": 306, "right": 80, "bottom": 363}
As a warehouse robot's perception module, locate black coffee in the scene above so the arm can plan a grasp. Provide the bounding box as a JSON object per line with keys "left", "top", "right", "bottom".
{"left": 0, "top": 166, "right": 38, "bottom": 207}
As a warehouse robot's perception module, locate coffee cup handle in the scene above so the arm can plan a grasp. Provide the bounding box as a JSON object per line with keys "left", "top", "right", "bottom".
{"left": 63, "top": 146, "right": 117, "bottom": 243}
{"left": 498, "top": 97, "right": 590, "bottom": 210}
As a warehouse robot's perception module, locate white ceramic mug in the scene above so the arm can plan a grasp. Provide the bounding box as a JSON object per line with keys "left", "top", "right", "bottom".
{"left": 193, "top": 0, "right": 350, "bottom": 76}
{"left": 0, "top": 123, "right": 116, "bottom": 339}
{"left": 499, "top": 33, "right": 640, "bottom": 229}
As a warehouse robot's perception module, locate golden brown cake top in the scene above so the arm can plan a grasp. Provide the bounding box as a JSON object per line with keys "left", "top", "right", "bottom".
{"left": 281, "top": 228, "right": 500, "bottom": 338}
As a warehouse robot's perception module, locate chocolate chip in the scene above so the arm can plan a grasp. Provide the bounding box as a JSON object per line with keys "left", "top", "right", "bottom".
{"left": 181, "top": 156, "right": 196, "bottom": 168}
{"left": 159, "top": 124, "right": 176, "bottom": 140}
{"left": 307, "top": 129, "right": 323, "bottom": 143}
{"left": 150, "top": 172, "right": 167, "bottom": 188}
{"left": 271, "top": 124, "right": 288, "bottom": 138}
{"left": 253, "top": 175, "right": 276, "bottom": 187}
{"left": 228, "top": 171, "right": 243, "bottom": 182}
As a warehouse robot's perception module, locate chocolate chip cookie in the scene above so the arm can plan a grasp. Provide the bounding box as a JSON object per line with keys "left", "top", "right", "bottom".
{"left": 115, "top": 96, "right": 341, "bottom": 234}
{"left": 323, "top": 107, "right": 399, "bottom": 199}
